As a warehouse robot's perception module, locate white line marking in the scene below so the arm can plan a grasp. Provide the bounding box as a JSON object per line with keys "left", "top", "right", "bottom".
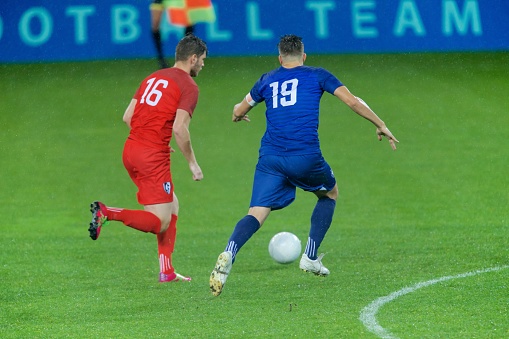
{"left": 359, "top": 265, "right": 509, "bottom": 339}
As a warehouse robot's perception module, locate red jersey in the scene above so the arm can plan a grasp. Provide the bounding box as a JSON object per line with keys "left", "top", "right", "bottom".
{"left": 129, "top": 67, "right": 199, "bottom": 151}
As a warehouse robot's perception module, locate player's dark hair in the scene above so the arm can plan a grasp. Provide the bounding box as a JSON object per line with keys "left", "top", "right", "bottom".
{"left": 175, "top": 34, "right": 207, "bottom": 61}
{"left": 278, "top": 34, "right": 304, "bottom": 57}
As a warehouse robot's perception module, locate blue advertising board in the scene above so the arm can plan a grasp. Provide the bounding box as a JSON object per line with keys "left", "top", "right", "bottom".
{"left": 1, "top": 0, "right": 508, "bottom": 63}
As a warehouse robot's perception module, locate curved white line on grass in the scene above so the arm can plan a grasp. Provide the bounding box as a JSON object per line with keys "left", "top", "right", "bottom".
{"left": 359, "top": 265, "right": 509, "bottom": 339}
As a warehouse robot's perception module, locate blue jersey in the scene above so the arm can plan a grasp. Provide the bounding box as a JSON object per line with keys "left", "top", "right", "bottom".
{"left": 250, "top": 66, "right": 343, "bottom": 156}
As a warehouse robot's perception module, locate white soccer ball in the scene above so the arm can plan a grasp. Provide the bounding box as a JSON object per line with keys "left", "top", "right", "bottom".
{"left": 268, "top": 232, "right": 302, "bottom": 264}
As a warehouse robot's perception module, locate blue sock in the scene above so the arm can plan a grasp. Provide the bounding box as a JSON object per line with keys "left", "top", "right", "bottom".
{"left": 225, "top": 215, "right": 260, "bottom": 263}
{"left": 305, "top": 197, "right": 336, "bottom": 260}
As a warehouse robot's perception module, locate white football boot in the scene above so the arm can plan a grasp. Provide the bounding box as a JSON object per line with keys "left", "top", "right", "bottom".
{"left": 209, "top": 251, "right": 233, "bottom": 296}
{"left": 299, "top": 253, "right": 330, "bottom": 276}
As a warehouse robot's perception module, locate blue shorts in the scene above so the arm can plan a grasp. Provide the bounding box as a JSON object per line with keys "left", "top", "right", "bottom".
{"left": 250, "top": 154, "right": 336, "bottom": 210}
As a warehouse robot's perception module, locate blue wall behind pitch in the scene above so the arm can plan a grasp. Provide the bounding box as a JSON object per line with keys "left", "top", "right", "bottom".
{"left": 1, "top": 0, "right": 508, "bottom": 63}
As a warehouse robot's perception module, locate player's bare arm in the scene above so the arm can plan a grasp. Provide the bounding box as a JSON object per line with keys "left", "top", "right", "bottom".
{"left": 232, "top": 94, "right": 256, "bottom": 122}
{"left": 334, "top": 86, "right": 399, "bottom": 150}
{"left": 123, "top": 99, "right": 137, "bottom": 128}
{"left": 173, "top": 108, "right": 203, "bottom": 181}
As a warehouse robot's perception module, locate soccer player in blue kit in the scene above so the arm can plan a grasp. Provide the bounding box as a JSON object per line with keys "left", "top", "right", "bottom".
{"left": 209, "top": 34, "right": 399, "bottom": 296}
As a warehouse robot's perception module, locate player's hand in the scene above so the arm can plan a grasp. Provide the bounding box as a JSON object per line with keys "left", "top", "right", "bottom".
{"left": 377, "top": 126, "right": 399, "bottom": 150}
{"left": 169, "top": 146, "right": 176, "bottom": 153}
{"left": 232, "top": 103, "right": 250, "bottom": 122}
{"left": 189, "top": 162, "right": 203, "bottom": 181}
{"left": 232, "top": 113, "right": 250, "bottom": 123}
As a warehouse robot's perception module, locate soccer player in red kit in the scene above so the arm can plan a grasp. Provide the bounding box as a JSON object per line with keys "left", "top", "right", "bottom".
{"left": 89, "top": 34, "right": 207, "bottom": 283}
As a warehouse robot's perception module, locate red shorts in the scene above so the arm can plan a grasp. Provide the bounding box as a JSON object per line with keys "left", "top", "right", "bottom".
{"left": 122, "top": 138, "right": 174, "bottom": 205}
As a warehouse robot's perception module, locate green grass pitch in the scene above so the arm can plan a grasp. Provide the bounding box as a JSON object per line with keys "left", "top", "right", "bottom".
{"left": 1, "top": 52, "right": 508, "bottom": 337}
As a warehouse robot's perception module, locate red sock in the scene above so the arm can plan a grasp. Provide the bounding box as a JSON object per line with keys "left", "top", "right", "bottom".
{"left": 103, "top": 206, "right": 161, "bottom": 234}
{"left": 158, "top": 215, "right": 177, "bottom": 275}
